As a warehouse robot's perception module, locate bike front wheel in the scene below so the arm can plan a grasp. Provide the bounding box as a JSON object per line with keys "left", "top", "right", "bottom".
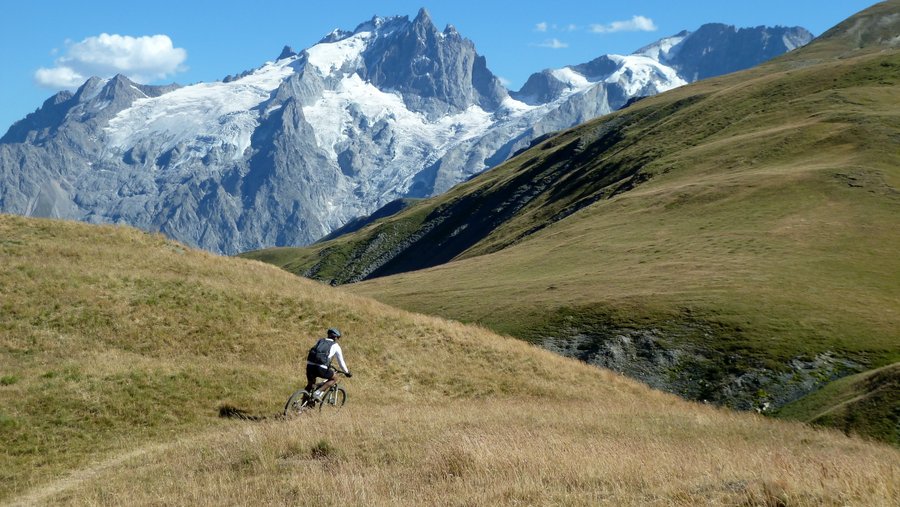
{"left": 319, "top": 387, "right": 347, "bottom": 412}
{"left": 283, "top": 389, "right": 312, "bottom": 417}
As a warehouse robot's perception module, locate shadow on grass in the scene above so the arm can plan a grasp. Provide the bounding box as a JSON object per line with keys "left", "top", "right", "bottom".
{"left": 217, "top": 404, "right": 273, "bottom": 421}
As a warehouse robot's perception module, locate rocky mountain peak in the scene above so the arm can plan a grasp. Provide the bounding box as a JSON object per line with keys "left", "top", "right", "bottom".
{"left": 103, "top": 73, "right": 135, "bottom": 92}
{"left": 667, "top": 23, "right": 814, "bottom": 81}
{"left": 413, "top": 7, "right": 433, "bottom": 27}
{"left": 91, "top": 74, "right": 154, "bottom": 111}
{"left": 355, "top": 9, "right": 507, "bottom": 117}
{"left": 318, "top": 15, "right": 408, "bottom": 44}
{"left": 0, "top": 90, "right": 75, "bottom": 143}
{"left": 73, "top": 76, "right": 108, "bottom": 102}
{"left": 278, "top": 45, "right": 297, "bottom": 60}
{"left": 511, "top": 70, "right": 570, "bottom": 105}
{"left": 514, "top": 22, "right": 815, "bottom": 109}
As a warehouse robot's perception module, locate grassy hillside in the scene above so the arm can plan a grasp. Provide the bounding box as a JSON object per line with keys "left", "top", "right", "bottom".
{"left": 243, "top": 3, "right": 900, "bottom": 428}
{"left": 787, "top": 0, "right": 900, "bottom": 60}
{"left": 1, "top": 214, "right": 898, "bottom": 505}
{"left": 775, "top": 362, "right": 900, "bottom": 444}
{"left": 349, "top": 46, "right": 900, "bottom": 355}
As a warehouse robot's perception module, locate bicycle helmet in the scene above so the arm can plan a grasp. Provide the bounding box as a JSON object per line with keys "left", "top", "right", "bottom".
{"left": 327, "top": 328, "right": 342, "bottom": 338}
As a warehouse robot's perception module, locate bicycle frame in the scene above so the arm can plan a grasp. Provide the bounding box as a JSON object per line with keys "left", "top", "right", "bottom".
{"left": 283, "top": 371, "right": 348, "bottom": 416}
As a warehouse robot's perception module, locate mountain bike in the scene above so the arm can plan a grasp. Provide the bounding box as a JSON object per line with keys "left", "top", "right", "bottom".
{"left": 283, "top": 371, "right": 348, "bottom": 417}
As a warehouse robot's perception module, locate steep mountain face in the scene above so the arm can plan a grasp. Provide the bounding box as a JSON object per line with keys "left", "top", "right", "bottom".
{"left": 0, "top": 10, "right": 810, "bottom": 254}
{"left": 0, "top": 76, "right": 181, "bottom": 220}
{"left": 638, "top": 23, "right": 813, "bottom": 81}
{"left": 358, "top": 15, "right": 507, "bottom": 116}
{"left": 509, "top": 24, "right": 812, "bottom": 137}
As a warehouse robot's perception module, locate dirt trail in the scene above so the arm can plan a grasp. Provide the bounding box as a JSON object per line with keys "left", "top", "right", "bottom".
{"left": 6, "top": 408, "right": 279, "bottom": 506}
{"left": 6, "top": 441, "right": 175, "bottom": 507}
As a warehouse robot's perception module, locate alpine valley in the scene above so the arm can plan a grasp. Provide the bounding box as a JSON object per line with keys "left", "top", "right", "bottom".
{"left": 1, "top": 5, "right": 899, "bottom": 504}
{"left": 245, "top": 2, "right": 900, "bottom": 444}
{"left": 0, "top": 9, "right": 811, "bottom": 254}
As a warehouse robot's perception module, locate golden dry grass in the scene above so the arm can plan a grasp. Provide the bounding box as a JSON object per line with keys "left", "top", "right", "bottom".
{"left": 2, "top": 214, "right": 899, "bottom": 505}
{"left": 38, "top": 399, "right": 900, "bottom": 506}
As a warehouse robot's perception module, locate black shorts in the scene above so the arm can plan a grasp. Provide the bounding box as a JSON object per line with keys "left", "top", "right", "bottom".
{"left": 306, "top": 364, "right": 335, "bottom": 385}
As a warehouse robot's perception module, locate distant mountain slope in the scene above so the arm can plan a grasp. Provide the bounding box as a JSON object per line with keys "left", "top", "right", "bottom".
{"left": 243, "top": 1, "right": 900, "bottom": 433}
{"left": 646, "top": 23, "right": 812, "bottom": 81}
{"left": 0, "top": 10, "right": 809, "bottom": 254}
{"left": 1, "top": 214, "right": 899, "bottom": 505}
{"left": 790, "top": 0, "right": 900, "bottom": 59}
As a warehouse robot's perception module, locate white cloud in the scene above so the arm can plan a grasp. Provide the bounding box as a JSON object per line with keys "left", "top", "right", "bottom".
{"left": 34, "top": 66, "right": 85, "bottom": 89}
{"left": 535, "top": 22, "right": 548, "bottom": 32}
{"left": 35, "top": 33, "right": 187, "bottom": 89}
{"left": 590, "top": 15, "right": 658, "bottom": 34}
{"left": 497, "top": 76, "right": 512, "bottom": 87}
{"left": 535, "top": 38, "right": 569, "bottom": 49}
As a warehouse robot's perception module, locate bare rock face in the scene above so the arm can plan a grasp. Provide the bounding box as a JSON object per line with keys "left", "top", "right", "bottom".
{"left": 656, "top": 24, "right": 814, "bottom": 81}
{"left": 361, "top": 9, "right": 507, "bottom": 118}
{"left": 0, "top": 14, "right": 811, "bottom": 254}
{"left": 541, "top": 325, "right": 861, "bottom": 412}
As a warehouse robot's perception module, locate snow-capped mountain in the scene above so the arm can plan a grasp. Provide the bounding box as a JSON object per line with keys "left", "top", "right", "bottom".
{"left": 635, "top": 23, "right": 813, "bottom": 81}
{"left": 0, "top": 10, "right": 812, "bottom": 254}
{"left": 507, "top": 23, "right": 812, "bottom": 145}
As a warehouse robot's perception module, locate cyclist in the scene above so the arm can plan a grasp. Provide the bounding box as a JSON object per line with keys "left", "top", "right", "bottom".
{"left": 306, "top": 327, "right": 352, "bottom": 401}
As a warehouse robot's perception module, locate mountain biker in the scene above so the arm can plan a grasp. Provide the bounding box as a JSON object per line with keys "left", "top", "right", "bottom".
{"left": 306, "top": 327, "right": 352, "bottom": 401}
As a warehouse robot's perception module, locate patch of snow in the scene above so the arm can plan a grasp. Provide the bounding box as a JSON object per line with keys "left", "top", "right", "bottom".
{"left": 499, "top": 95, "right": 537, "bottom": 114}
{"left": 130, "top": 85, "right": 148, "bottom": 98}
{"left": 550, "top": 67, "right": 593, "bottom": 90}
{"left": 303, "top": 73, "right": 495, "bottom": 168}
{"left": 306, "top": 31, "right": 372, "bottom": 76}
{"left": 104, "top": 57, "right": 299, "bottom": 162}
{"left": 635, "top": 34, "right": 688, "bottom": 62}
{"left": 90, "top": 99, "right": 113, "bottom": 112}
{"left": 301, "top": 72, "right": 564, "bottom": 200}
{"left": 782, "top": 34, "right": 803, "bottom": 51}
{"left": 604, "top": 55, "right": 687, "bottom": 96}
{"left": 263, "top": 104, "right": 284, "bottom": 116}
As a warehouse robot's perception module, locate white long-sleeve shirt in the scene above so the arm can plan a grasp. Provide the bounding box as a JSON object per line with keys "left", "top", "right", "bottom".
{"left": 307, "top": 338, "right": 349, "bottom": 372}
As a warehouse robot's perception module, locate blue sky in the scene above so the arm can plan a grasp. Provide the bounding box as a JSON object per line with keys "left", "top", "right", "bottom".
{"left": 0, "top": 0, "right": 879, "bottom": 132}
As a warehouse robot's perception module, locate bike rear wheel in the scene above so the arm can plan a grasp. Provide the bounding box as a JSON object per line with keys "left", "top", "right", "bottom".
{"left": 283, "top": 389, "right": 312, "bottom": 417}
{"left": 319, "top": 386, "right": 347, "bottom": 411}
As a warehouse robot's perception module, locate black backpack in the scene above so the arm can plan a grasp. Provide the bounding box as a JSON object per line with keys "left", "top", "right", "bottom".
{"left": 307, "top": 338, "right": 332, "bottom": 366}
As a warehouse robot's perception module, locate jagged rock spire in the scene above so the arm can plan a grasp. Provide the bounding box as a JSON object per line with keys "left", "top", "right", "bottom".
{"left": 414, "top": 7, "right": 432, "bottom": 24}
{"left": 278, "top": 45, "right": 297, "bottom": 60}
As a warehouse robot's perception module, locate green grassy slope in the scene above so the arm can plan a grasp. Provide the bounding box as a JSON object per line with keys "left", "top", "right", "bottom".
{"left": 776, "top": 362, "right": 900, "bottom": 444}
{"left": 1, "top": 215, "right": 899, "bottom": 505}
{"left": 352, "top": 45, "right": 900, "bottom": 359}
{"left": 243, "top": 2, "right": 900, "bottom": 436}
{"left": 786, "top": 0, "right": 900, "bottom": 60}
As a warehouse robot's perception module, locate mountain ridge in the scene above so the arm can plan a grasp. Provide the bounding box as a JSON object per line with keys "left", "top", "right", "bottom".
{"left": 1, "top": 15, "right": 810, "bottom": 254}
